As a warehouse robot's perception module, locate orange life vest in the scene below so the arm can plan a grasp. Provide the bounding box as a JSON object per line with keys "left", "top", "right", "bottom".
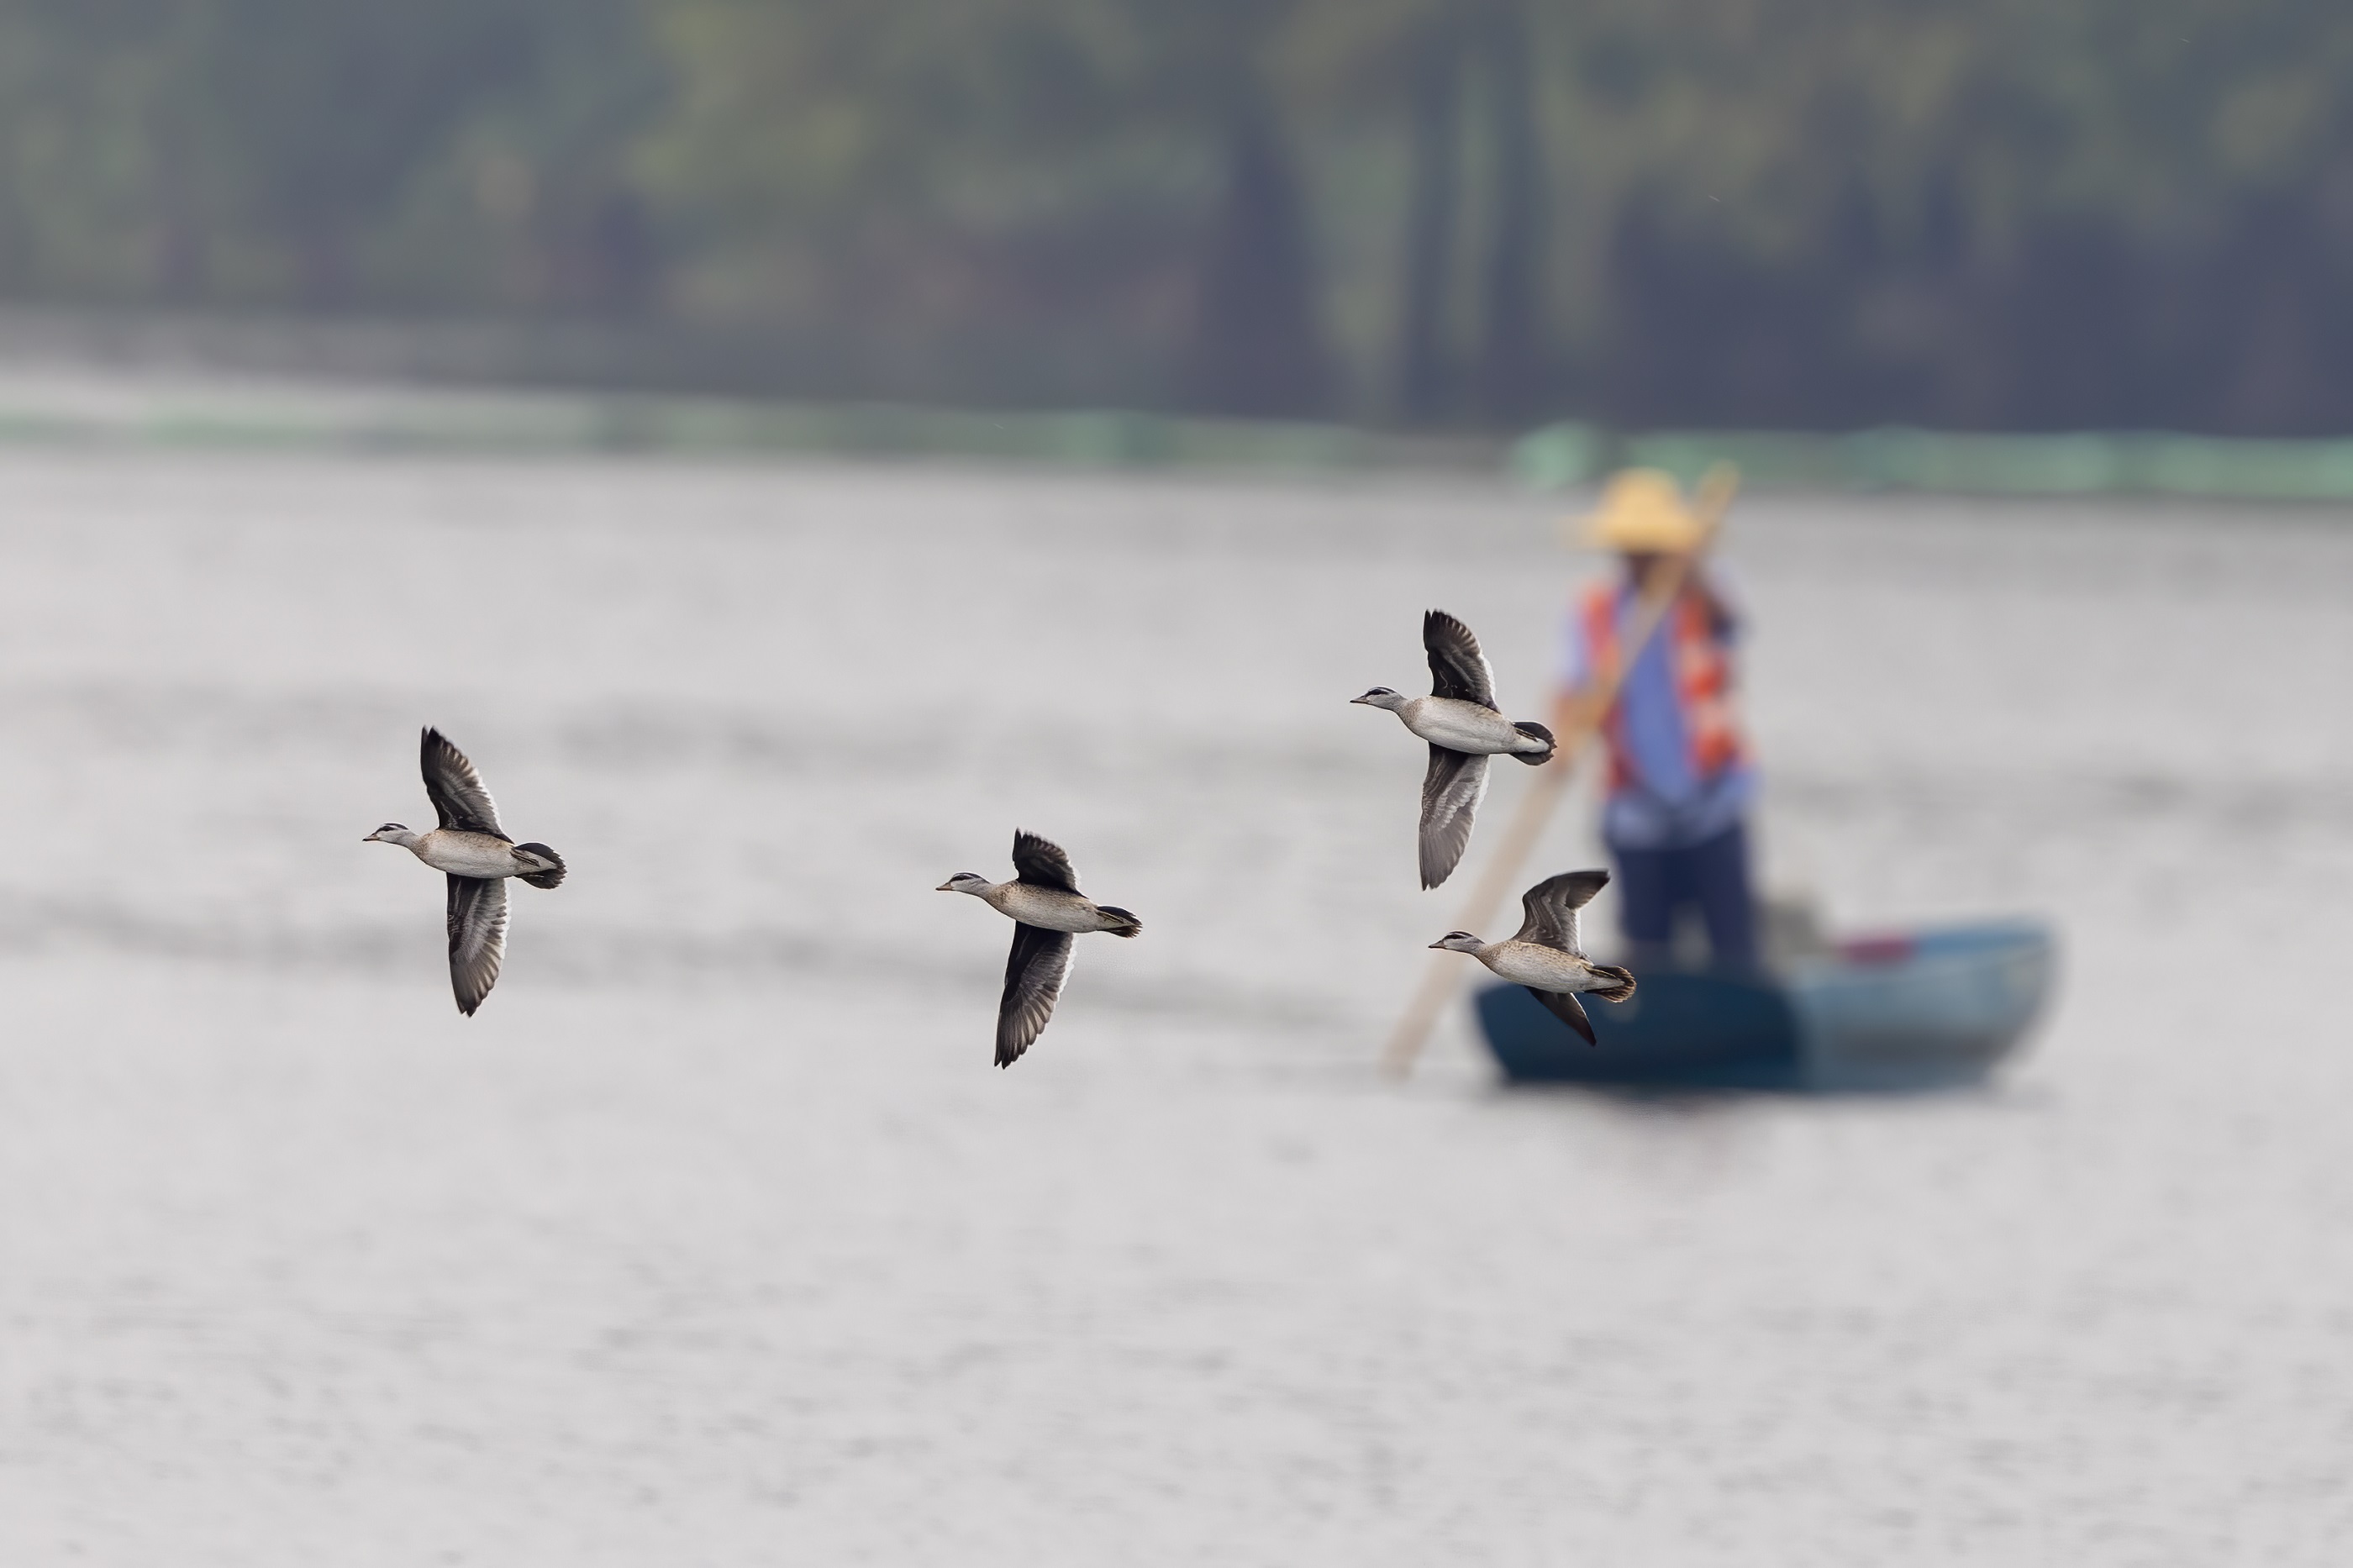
{"left": 1579, "top": 581, "right": 1747, "bottom": 793}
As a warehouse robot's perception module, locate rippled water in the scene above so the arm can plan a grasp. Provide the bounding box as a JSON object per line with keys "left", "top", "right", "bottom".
{"left": 3, "top": 450, "right": 2350, "bottom": 1564}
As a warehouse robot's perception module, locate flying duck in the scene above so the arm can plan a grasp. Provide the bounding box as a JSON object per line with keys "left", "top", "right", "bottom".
{"left": 1428, "top": 869, "right": 1634, "bottom": 1045}
{"left": 365, "top": 728, "right": 566, "bottom": 1015}
{"left": 1352, "top": 610, "right": 1556, "bottom": 888}
{"left": 937, "top": 829, "right": 1141, "bottom": 1067}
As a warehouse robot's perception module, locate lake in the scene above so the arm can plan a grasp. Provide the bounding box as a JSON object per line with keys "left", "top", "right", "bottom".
{"left": 2, "top": 450, "right": 2348, "bottom": 1564}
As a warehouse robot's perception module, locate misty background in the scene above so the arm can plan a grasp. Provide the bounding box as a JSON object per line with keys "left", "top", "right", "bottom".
{"left": 8, "top": 7, "right": 2353, "bottom": 1562}
{"left": 5, "top": 0, "right": 2353, "bottom": 434}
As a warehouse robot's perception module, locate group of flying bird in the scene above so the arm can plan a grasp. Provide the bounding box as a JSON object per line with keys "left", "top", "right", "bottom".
{"left": 366, "top": 610, "right": 1634, "bottom": 1065}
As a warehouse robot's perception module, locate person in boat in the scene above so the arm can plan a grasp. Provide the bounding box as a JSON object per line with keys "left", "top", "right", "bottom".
{"left": 1554, "top": 468, "right": 1759, "bottom": 972}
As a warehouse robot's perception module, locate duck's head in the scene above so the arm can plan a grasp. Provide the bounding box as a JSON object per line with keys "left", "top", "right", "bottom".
{"left": 1350, "top": 687, "right": 1407, "bottom": 710}
{"left": 1428, "top": 930, "right": 1487, "bottom": 953}
{"left": 936, "top": 871, "right": 993, "bottom": 896}
{"left": 363, "top": 822, "right": 417, "bottom": 846}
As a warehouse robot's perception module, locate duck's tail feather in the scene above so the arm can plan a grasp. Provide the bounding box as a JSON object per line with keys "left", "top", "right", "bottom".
{"left": 1588, "top": 964, "right": 1636, "bottom": 1002}
{"left": 1510, "top": 720, "right": 1556, "bottom": 764}
{"left": 515, "top": 843, "right": 566, "bottom": 890}
{"left": 1095, "top": 904, "right": 1143, "bottom": 938}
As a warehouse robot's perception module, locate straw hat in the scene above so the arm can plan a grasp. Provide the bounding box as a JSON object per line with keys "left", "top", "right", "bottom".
{"left": 1575, "top": 467, "right": 1709, "bottom": 553}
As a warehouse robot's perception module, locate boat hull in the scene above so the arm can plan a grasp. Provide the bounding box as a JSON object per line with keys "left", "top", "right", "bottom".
{"left": 1475, "top": 919, "right": 2055, "bottom": 1092}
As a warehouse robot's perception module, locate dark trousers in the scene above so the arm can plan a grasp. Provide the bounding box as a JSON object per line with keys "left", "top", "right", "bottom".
{"left": 1610, "top": 820, "right": 1758, "bottom": 971}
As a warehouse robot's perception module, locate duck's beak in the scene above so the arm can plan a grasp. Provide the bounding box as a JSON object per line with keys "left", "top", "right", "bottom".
{"left": 1427, "top": 939, "right": 1446, "bottom": 949}
{"left": 362, "top": 830, "right": 382, "bottom": 843}
{"left": 935, "top": 881, "right": 956, "bottom": 892}
{"left": 1347, "top": 693, "right": 1374, "bottom": 705}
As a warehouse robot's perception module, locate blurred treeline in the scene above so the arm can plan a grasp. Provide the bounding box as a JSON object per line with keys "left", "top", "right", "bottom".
{"left": 4, "top": 0, "right": 2351, "bottom": 434}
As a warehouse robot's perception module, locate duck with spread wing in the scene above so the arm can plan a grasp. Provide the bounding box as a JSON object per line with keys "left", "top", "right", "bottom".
{"left": 1428, "top": 870, "right": 1634, "bottom": 1046}
{"left": 1352, "top": 610, "right": 1556, "bottom": 889}
{"left": 365, "top": 728, "right": 566, "bottom": 1015}
{"left": 937, "top": 830, "right": 1141, "bottom": 1068}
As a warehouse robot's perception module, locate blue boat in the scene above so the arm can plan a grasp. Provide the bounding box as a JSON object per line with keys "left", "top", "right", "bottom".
{"left": 1474, "top": 918, "right": 2056, "bottom": 1092}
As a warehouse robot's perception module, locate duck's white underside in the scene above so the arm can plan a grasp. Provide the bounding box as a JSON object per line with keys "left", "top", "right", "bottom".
{"left": 1400, "top": 696, "right": 1540, "bottom": 755}
{"left": 987, "top": 882, "right": 1117, "bottom": 933}
{"left": 411, "top": 830, "right": 524, "bottom": 878}
{"left": 1481, "top": 940, "right": 1606, "bottom": 991}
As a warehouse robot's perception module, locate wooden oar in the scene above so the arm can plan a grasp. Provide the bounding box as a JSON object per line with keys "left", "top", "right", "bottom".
{"left": 1378, "top": 465, "right": 1738, "bottom": 1078}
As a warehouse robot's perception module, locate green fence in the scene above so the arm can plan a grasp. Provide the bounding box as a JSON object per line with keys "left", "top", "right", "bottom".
{"left": 0, "top": 379, "right": 1399, "bottom": 474}
{"left": 1510, "top": 421, "right": 2353, "bottom": 502}
{"left": 5, "top": 367, "right": 2353, "bottom": 501}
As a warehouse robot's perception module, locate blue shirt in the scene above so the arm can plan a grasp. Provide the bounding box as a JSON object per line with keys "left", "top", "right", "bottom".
{"left": 1560, "top": 583, "right": 1756, "bottom": 852}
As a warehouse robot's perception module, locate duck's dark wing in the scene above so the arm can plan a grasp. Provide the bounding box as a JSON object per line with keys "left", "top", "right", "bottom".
{"left": 1424, "top": 610, "right": 1499, "bottom": 710}
{"left": 1512, "top": 869, "right": 1610, "bottom": 953}
{"left": 1419, "top": 746, "right": 1490, "bottom": 890}
{"left": 422, "top": 728, "right": 508, "bottom": 839}
{"left": 996, "top": 923, "right": 1075, "bottom": 1067}
{"left": 445, "top": 874, "right": 508, "bottom": 1016}
{"left": 1011, "top": 829, "right": 1081, "bottom": 893}
{"left": 1528, "top": 986, "right": 1598, "bottom": 1045}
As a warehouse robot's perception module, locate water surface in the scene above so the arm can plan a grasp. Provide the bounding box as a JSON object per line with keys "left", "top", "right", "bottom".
{"left": 1, "top": 452, "right": 2347, "bottom": 1564}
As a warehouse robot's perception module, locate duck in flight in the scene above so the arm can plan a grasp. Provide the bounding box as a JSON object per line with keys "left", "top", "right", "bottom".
{"left": 365, "top": 728, "right": 566, "bottom": 1015}
{"left": 1428, "top": 869, "right": 1634, "bottom": 1045}
{"left": 1352, "top": 610, "right": 1556, "bottom": 888}
{"left": 937, "top": 829, "right": 1141, "bottom": 1067}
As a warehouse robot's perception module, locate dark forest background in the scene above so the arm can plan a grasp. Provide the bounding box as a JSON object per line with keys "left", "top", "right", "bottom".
{"left": 5, "top": 0, "right": 2353, "bottom": 434}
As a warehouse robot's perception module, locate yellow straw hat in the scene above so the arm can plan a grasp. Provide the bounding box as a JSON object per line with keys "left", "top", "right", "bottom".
{"left": 1576, "top": 467, "right": 1709, "bottom": 552}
